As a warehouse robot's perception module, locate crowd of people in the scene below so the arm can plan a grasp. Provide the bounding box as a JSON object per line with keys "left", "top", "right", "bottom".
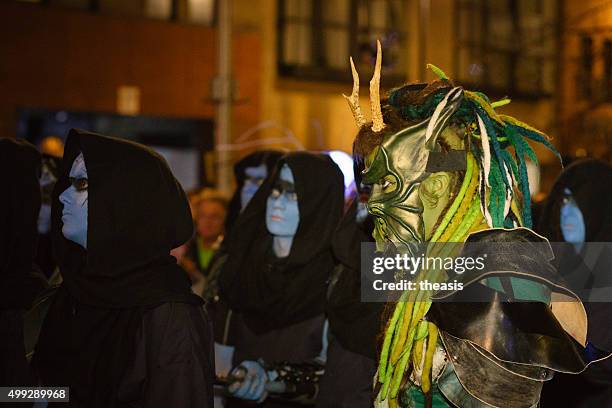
{"left": 1, "top": 65, "right": 612, "bottom": 408}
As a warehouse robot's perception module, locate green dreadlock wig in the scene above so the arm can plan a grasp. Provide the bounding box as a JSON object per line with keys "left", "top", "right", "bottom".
{"left": 344, "top": 49, "right": 561, "bottom": 407}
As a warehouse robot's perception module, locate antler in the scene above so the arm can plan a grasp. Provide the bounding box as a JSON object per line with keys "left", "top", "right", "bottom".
{"left": 343, "top": 57, "right": 366, "bottom": 128}
{"left": 370, "top": 40, "right": 385, "bottom": 132}
{"left": 343, "top": 40, "right": 386, "bottom": 132}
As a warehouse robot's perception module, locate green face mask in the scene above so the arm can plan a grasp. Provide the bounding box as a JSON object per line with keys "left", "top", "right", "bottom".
{"left": 362, "top": 87, "right": 465, "bottom": 250}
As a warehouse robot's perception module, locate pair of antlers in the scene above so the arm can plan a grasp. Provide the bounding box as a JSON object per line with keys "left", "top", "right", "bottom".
{"left": 343, "top": 40, "right": 386, "bottom": 132}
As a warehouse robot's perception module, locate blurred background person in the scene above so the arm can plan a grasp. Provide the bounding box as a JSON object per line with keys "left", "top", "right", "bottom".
{"left": 36, "top": 154, "right": 62, "bottom": 282}
{"left": 225, "top": 150, "right": 283, "bottom": 235}
{"left": 0, "top": 138, "right": 47, "bottom": 390}
{"left": 538, "top": 159, "right": 612, "bottom": 407}
{"left": 193, "top": 190, "right": 228, "bottom": 272}
{"left": 177, "top": 189, "right": 228, "bottom": 296}
{"left": 39, "top": 136, "right": 65, "bottom": 159}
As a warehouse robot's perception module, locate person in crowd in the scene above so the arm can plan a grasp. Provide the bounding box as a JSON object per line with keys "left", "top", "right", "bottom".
{"left": 34, "top": 129, "right": 214, "bottom": 408}
{"left": 317, "top": 192, "right": 383, "bottom": 408}
{"left": 538, "top": 159, "right": 612, "bottom": 407}
{"left": 202, "top": 151, "right": 282, "bottom": 303}
{"left": 0, "top": 138, "right": 48, "bottom": 389}
{"left": 176, "top": 190, "right": 228, "bottom": 295}
{"left": 192, "top": 192, "right": 228, "bottom": 271}
{"left": 39, "top": 135, "right": 64, "bottom": 159}
{"left": 225, "top": 150, "right": 283, "bottom": 234}
{"left": 345, "top": 41, "right": 605, "bottom": 406}
{"left": 36, "top": 154, "right": 62, "bottom": 281}
{"left": 217, "top": 151, "right": 345, "bottom": 407}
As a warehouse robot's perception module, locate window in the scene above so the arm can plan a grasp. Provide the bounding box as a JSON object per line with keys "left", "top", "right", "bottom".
{"left": 14, "top": 0, "right": 216, "bottom": 25}
{"left": 455, "top": 0, "right": 558, "bottom": 98}
{"left": 278, "top": 0, "right": 407, "bottom": 83}
{"left": 46, "top": 0, "right": 90, "bottom": 10}
{"left": 185, "top": 0, "right": 215, "bottom": 25}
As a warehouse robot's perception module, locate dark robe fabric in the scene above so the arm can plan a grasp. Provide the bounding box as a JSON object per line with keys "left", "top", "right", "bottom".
{"left": 317, "top": 199, "right": 381, "bottom": 407}
{"left": 0, "top": 138, "right": 47, "bottom": 390}
{"left": 315, "top": 335, "right": 376, "bottom": 408}
{"left": 537, "top": 159, "right": 612, "bottom": 407}
{"left": 326, "top": 199, "right": 381, "bottom": 360}
{"left": 36, "top": 154, "right": 62, "bottom": 279}
{"left": 34, "top": 129, "right": 214, "bottom": 408}
{"left": 218, "top": 152, "right": 344, "bottom": 407}
{"left": 0, "top": 138, "right": 46, "bottom": 311}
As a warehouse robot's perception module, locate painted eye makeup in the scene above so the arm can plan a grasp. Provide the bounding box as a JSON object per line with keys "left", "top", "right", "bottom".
{"left": 69, "top": 177, "right": 89, "bottom": 192}
{"left": 247, "top": 176, "right": 265, "bottom": 186}
{"left": 561, "top": 188, "right": 574, "bottom": 205}
{"left": 271, "top": 180, "right": 298, "bottom": 201}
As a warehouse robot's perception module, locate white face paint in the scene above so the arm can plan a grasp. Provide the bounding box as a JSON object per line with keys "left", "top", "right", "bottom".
{"left": 241, "top": 164, "right": 267, "bottom": 211}
{"left": 266, "top": 164, "right": 299, "bottom": 237}
{"left": 59, "top": 153, "right": 88, "bottom": 248}
{"left": 560, "top": 188, "right": 585, "bottom": 245}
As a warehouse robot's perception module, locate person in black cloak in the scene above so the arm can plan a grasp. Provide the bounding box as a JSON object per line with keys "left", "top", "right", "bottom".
{"left": 187, "top": 151, "right": 281, "bottom": 299}
{"left": 316, "top": 193, "right": 383, "bottom": 408}
{"left": 36, "top": 154, "right": 62, "bottom": 280}
{"left": 218, "top": 151, "right": 345, "bottom": 407}
{"left": 199, "top": 150, "right": 282, "bottom": 397}
{"left": 0, "top": 138, "right": 48, "bottom": 389}
{"left": 33, "top": 129, "right": 214, "bottom": 408}
{"left": 538, "top": 158, "right": 612, "bottom": 407}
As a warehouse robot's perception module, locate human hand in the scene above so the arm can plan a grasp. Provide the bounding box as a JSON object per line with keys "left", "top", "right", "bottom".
{"left": 227, "top": 360, "right": 268, "bottom": 402}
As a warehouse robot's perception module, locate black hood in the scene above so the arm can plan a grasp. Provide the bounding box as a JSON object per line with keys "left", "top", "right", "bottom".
{"left": 0, "top": 138, "right": 45, "bottom": 309}
{"left": 327, "top": 199, "right": 383, "bottom": 359}
{"left": 225, "top": 150, "right": 283, "bottom": 233}
{"left": 52, "top": 129, "right": 200, "bottom": 307}
{"left": 538, "top": 159, "right": 612, "bottom": 242}
{"left": 219, "top": 151, "right": 345, "bottom": 333}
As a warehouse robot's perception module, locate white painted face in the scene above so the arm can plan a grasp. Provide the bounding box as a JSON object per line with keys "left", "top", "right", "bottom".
{"left": 241, "top": 164, "right": 267, "bottom": 211}
{"left": 266, "top": 164, "right": 299, "bottom": 237}
{"left": 560, "top": 188, "right": 585, "bottom": 244}
{"left": 59, "top": 153, "right": 88, "bottom": 248}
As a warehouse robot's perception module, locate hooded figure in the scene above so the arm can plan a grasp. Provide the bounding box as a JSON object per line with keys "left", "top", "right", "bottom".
{"left": 218, "top": 151, "right": 344, "bottom": 406}
{"left": 538, "top": 159, "right": 612, "bottom": 242}
{"left": 538, "top": 159, "right": 612, "bottom": 407}
{"left": 317, "top": 198, "right": 383, "bottom": 408}
{"left": 189, "top": 151, "right": 282, "bottom": 300}
{"left": 34, "top": 129, "right": 214, "bottom": 408}
{"left": 36, "top": 154, "right": 62, "bottom": 279}
{"left": 0, "top": 138, "right": 47, "bottom": 387}
{"left": 225, "top": 150, "right": 283, "bottom": 234}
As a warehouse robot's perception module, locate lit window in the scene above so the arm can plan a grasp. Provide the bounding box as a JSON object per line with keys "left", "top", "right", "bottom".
{"left": 187, "top": 0, "right": 215, "bottom": 25}
{"left": 278, "top": 0, "right": 407, "bottom": 83}
{"left": 456, "top": 0, "right": 558, "bottom": 98}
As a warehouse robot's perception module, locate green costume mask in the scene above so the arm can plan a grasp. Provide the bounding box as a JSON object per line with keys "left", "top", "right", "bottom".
{"left": 362, "top": 87, "right": 465, "bottom": 250}
{"left": 345, "top": 43, "right": 563, "bottom": 408}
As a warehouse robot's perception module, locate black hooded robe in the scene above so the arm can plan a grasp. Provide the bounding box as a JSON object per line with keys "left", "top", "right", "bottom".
{"left": 0, "top": 138, "right": 47, "bottom": 389}
{"left": 34, "top": 129, "right": 214, "bottom": 408}
{"left": 538, "top": 159, "right": 612, "bottom": 407}
{"left": 218, "top": 152, "right": 345, "bottom": 407}
{"left": 317, "top": 199, "right": 382, "bottom": 408}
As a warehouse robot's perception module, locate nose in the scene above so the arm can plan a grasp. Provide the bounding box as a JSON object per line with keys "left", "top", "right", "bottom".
{"left": 272, "top": 194, "right": 286, "bottom": 209}
{"left": 59, "top": 186, "right": 73, "bottom": 206}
